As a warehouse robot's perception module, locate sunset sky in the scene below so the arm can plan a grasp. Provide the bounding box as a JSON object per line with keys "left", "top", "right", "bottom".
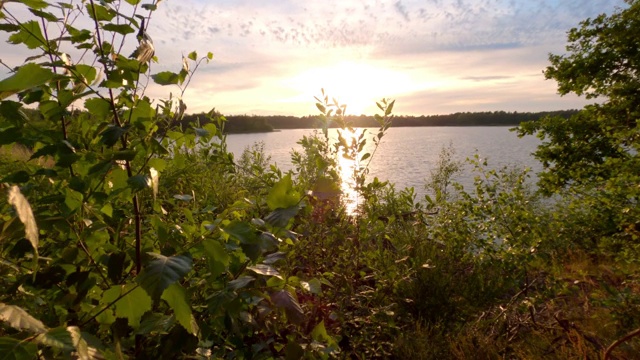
{"left": 1, "top": 0, "right": 629, "bottom": 116}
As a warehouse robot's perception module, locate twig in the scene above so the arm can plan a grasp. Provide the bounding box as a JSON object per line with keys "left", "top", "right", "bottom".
{"left": 604, "top": 327, "right": 640, "bottom": 359}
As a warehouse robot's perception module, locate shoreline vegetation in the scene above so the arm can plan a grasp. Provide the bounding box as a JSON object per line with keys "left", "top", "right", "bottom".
{"left": 183, "top": 109, "right": 578, "bottom": 133}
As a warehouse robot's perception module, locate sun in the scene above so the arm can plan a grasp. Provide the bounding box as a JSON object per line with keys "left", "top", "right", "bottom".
{"left": 286, "top": 61, "right": 411, "bottom": 115}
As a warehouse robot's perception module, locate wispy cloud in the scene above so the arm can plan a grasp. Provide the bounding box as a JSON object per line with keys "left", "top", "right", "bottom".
{"left": 395, "top": 1, "right": 411, "bottom": 22}
{"left": 154, "top": 0, "right": 623, "bottom": 56}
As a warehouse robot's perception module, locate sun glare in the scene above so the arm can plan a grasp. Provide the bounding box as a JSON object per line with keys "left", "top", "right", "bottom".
{"left": 287, "top": 61, "right": 412, "bottom": 115}
{"left": 335, "top": 128, "right": 364, "bottom": 215}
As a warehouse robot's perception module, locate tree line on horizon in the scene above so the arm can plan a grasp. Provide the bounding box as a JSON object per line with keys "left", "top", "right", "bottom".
{"left": 180, "top": 109, "right": 579, "bottom": 133}
{"left": 12, "top": 108, "right": 578, "bottom": 136}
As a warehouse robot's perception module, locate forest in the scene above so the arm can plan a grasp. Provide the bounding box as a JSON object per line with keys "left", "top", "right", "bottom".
{"left": 0, "top": 0, "right": 639, "bottom": 359}
{"left": 182, "top": 110, "right": 579, "bottom": 134}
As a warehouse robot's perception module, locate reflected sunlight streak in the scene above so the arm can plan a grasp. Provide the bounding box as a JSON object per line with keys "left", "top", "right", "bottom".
{"left": 335, "top": 128, "right": 366, "bottom": 216}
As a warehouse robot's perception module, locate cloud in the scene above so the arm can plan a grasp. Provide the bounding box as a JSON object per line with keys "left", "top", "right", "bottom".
{"left": 150, "top": 0, "right": 625, "bottom": 56}
{"left": 395, "top": 1, "right": 411, "bottom": 22}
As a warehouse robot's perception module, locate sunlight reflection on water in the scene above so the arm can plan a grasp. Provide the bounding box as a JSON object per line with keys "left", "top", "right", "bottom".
{"left": 335, "top": 128, "right": 365, "bottom": 216}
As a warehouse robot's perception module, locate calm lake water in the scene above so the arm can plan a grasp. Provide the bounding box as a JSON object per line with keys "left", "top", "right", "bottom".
{"left": 225, "top": 127, "right": 541, "bottom": 201}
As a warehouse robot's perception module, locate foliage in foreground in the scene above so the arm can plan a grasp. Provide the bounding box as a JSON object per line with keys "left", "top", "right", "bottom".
{"left": 1, "top": 1, "right": 640, "bottom": 359}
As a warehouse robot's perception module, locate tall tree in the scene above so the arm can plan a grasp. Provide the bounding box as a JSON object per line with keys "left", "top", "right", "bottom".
{"left": 518, "top": 0, "right": 640, "bottom": 194}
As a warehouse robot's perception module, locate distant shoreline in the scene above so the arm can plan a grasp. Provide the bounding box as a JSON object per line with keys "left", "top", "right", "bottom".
{"left": 194, "top": 109, "right": 580, "bottom": 134}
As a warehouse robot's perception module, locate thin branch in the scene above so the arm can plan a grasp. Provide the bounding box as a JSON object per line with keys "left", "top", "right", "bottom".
{"left": 39, "top": 17, "right": 76, "bottom": 178}
{"left": 604, "top": 327, "right": 640, "bottom": 359}
{"left": 79, "top": 284, "right": 139, "bottom": 327}
{"left": 88, "top": 0, "right": 122, "bottom": 128}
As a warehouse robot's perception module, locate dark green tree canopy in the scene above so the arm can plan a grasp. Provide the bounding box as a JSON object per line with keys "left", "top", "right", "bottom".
{"left": 546, "top": 0, "right": 640, "bottom": 102}
{"left": 518, "top": 0, "right": 640, "bottom": 193}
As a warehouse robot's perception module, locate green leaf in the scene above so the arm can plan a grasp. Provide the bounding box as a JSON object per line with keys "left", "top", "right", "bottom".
{"left": 284, "top": 340, "right": 304, "bottom": 360}
{"left": 0, "top": 303, "right": 47, "bottom": 333}
{"left": 187, "top": 51, "right": 197, "bottom": 61}
{"left": 0, "top": 24, "right": 20, "bottom": 32}
{"left": 64, "top": 188, "right": 83, "bottom": 212}
{"left": 35, "top": 326, "right": 73, "bottom": 351}
{"left": 7, "top": 187, "right": 38, "bottom": 263}
{"left": 193, "top": 127, "right": 209, "bottom": 137}
{"left": 101, "top": 203, "right": 113, "bottom": 217}
{"left": 203, "top": 239, "right": 229, "bottom": 278}
{"left": 227, "top": 276, "right": 254, "bottom": 290}
{"left": 264, "top": 205, "right": 299, "bottom": 228}
{"left": 85, "top": 3, "right": 115, "bottom": 22}
{"left": 151, "top": 71, "right": 180, "bottom": 86}
{"left": 0, "top": 63, "right": 56, "bottom": 99}
{"left": 270, "top": 289, "right": 305, "bottom": 325}
{"left": 0, "top": 127, "right": 21, "bottom": 145}
{"left": 127, "top": 99, "right": 155, "bottom": 127}
{"left": 127, "top": 174, "right": 151, "bottom": 192}
{"left": 2, "top": 171, "right": 30, "bottom": 184}
{"left": 112, "top": 150, "right": 137, "bottom": 161}
{"left": 8, "top": 21, "right": 45, "bottom": 49}
{"left": 20, "top": 0, "right": 48, "bottom": 9}
{"left": 65, "top": 24, "right": 92, "bottom": 44}
{"left": 229, "top": 225, "right": 272, "bottom": 259}
{"left": 107, "top": 252, "right": 126, "bottom": 283}
{"left": 39, "top": 100, "right": 66, "bottom": 121}
{"left": 103, "top": 285, "right": 152, "bottom": 327}
{"left": 28, "top": 8, "right": 58, "bottom": 22}
{"left": 85, "top": 98, "right": 112, "bottom": 121}
{"left": 0, "top": 101, "right": 24, "bottom": 126}
{"left": 147, "top": 157, "right": 167, "bottom": 172}
{"left": 161, "top": 283, "right": 199, "bottom": 336}
{"left": 99, "top": 125, "right": 127, "bottom": 147}
{"left": 141, "top": 4, "right": 157, "bottom": 10}
{"left": 247, "top": 264, "right": 281, "bottom": 279}
{"left": 136, "top": 254, "right": 193, "bottom": 300}
{"left": 64, "top": 327, "right": 102, "bottom": 360}
{"left": 263, "top": 251, "right": 286, "bottom": 265}
{"left": 0, "top": 337, "right": 37, "bottom": 360}
{"left": 266, "top": 174, "right": 300, "bottom": 210}
{"left": 223, "top": 221, "right": 256, "bottom": 244}
{"left": 173, "top": 194, "right": 193, "bottom": 202}
{"left": 124, "top": 0, "right": 142, "bottom": 4}
{"left": 73, "top": 64, "right": 97, "bottom": 85}
{"left": 30, "top": 144, "right": 56, "bottom": 159}
{"left": 102, "top": 23, "right": 135, "bottom": 35}
{"left": 385, "top": 100, "right": 395, "bottom": 116}
{"left": 311, "top": 320, "right": 336, "bottom": 346}
{"left": 301, "top": 278, "right": 322, "bottom": 295}
{"left": 87, "top": 160, "right": 111, "bottom": 177}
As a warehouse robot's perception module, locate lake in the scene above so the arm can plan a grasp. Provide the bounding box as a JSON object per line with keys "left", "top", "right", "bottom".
{"left": 225, "top": 127, "right": 542, "bottom": 202}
